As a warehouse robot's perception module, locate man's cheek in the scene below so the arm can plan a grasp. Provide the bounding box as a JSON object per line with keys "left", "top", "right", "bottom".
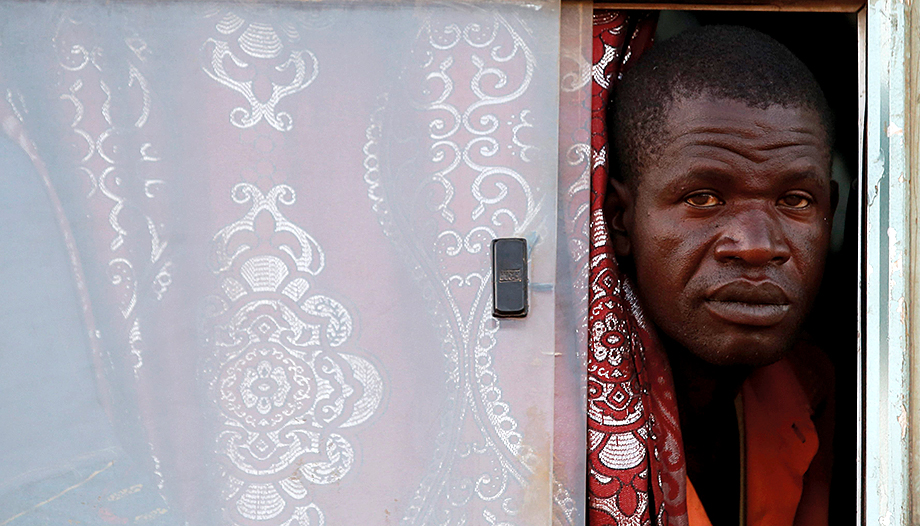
{"left": 791, "top": 226, "right": 831, "bottom": 284}
{"left": 640, "top": 229, "right": 710, "bottom": 280}
{"left": 633, "top": 218, "right": 689, "bottom": 259}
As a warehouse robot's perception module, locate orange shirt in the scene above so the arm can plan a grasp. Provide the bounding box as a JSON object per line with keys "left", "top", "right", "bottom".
{"left": 687, "top": 356, "right": 833, "bottom": 526}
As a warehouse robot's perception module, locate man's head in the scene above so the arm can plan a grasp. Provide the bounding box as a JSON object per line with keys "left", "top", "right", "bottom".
{"left": 606, "top": 26, "right": 837, "bottom": 367}
{"left": 609, "top": 25, "right": 834, "bottom": 184}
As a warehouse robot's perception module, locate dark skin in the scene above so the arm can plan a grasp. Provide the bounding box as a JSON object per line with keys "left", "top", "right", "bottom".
{"left": 607, "top": 96, "right": 836, "bottom": 525}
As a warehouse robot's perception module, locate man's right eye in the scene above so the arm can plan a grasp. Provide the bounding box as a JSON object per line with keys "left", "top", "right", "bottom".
{"left": 684, "top": 192, "right": 722, "bottom": 208}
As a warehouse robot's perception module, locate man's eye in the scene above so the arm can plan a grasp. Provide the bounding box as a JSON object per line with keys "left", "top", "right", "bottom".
{"left": 684, "top": 193, "right": 722, "bottom": 208}
{"left": 778, "top": 194, "right": 813, "bottom": 209}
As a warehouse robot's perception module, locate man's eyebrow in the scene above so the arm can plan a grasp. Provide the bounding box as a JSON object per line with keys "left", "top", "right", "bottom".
{"left": 774, "top": 169, "right": 830, "bottom": 186}
{"left": 665, "top": 165, "right": 830, "bottom": 191}
{"left": 669, "top": 168, "right": 734, "bottom": 187}
{"left": 659, "top": 169, "right": 736, "bottom": 196}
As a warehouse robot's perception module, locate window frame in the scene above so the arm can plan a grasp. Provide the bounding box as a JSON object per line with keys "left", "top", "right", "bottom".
{"left": 583, "top": 3, "right": 895, "bottom": 525}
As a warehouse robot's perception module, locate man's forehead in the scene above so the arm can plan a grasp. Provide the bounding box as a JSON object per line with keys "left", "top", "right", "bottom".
{"left": 650, "top": 95, "right": 832, "bottom": 173}
{"left": 663, "top": 95, "right": 826, "bottom": 138}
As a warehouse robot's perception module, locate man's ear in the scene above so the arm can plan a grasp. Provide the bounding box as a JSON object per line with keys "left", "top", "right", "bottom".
{"left": 604, "top": 177, "right": 634, "bottom": 258}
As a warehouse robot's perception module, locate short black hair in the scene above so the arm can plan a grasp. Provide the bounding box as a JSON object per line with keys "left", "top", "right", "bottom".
{"left": 608, "top": 25, "right": 834, "bottom": 183}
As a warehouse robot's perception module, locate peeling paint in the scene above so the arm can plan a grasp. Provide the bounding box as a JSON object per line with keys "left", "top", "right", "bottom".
{"left": 891, "top": 256, "right": 903, "bottom": 275}
{"left": 899, "top": 403, "right": 908, "bottom": 440}
{"left": 887, "top": 122, "right": 904, "bottom": 136}
{"left": 868, "top": 182, "right": 881, "bottom": 207}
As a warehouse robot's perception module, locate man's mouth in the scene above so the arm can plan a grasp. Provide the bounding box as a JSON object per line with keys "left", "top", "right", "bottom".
{"left": 704, "top": 281, "right": 791, "bottom": 327}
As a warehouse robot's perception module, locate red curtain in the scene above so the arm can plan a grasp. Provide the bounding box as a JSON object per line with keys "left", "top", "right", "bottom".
{"left": 586, "top": 11, "right": 692, "bottom": 526}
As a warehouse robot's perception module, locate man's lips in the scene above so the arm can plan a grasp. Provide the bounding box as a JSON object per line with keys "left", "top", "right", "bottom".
{"left": 704, "top": 281, "right": 791, "bottom": 327}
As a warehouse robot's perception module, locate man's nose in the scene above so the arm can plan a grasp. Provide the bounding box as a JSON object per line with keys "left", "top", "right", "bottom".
{"left": 713, "top": 208, "right": 791, "bottom": 266}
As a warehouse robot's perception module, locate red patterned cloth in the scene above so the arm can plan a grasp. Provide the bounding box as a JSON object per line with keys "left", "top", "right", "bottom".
{"left": 586, "top": 11, "right": 690, "bottom": 526}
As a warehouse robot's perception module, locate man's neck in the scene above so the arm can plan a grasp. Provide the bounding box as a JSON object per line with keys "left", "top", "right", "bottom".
{"left": 665, "top": 337, "right": 752, "bottom": 416}
{"left": 662, "top": 334, "right": 753, "bottom": 526}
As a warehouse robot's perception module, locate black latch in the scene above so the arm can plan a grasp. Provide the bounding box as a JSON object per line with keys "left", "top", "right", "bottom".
{"left": 491, "top": 238, "right": 528, "bottom": 318}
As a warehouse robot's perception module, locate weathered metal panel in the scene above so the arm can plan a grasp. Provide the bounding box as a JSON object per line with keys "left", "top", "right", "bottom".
{"left": 864, "top": 0, "right": 913, "bottom": 523}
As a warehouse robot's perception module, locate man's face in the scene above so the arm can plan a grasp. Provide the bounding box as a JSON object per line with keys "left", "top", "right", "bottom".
{"left": 615, "top": 96, "right": 834, "bottom": 366}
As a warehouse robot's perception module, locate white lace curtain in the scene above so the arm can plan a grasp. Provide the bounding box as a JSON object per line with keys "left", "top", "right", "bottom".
{"left": 0, "top": 2, "right": 591, "bottom": 524}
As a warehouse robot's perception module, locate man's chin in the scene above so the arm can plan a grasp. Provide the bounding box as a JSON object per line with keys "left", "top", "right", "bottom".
{"left": 684, "top": 334, "right": 795, "bottom": 368}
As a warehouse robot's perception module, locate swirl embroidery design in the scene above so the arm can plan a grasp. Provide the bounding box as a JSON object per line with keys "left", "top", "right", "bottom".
{"left": 208, "top": 183, "right": 383, "bottom": 526}
{"left": 202, "top": 11, "right": 319, "bottom": 132}
{"left": 364, "top": 10, "right": 549, "bottom": 525}
{"left": 53, "top": 14, "right": 172, "bottom": 380}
